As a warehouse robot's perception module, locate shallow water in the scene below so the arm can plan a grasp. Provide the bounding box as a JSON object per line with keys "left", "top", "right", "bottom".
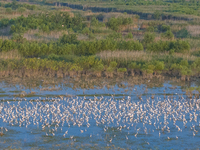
{"left": 0, "top": 78, "right": 200, "bottom": 149}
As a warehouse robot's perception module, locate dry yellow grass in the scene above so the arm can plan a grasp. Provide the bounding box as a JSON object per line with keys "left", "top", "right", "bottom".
{"left": 0, "top": 36, "right": 11, "bottom": 40}
{"left": 97, "top": 50, "right": 153, "bottom": 62}
{"left": 187, "top": 25, "right": 200, "bottom": 37}
{"left": 0, "top": 7, "right": 33, "bottom": 20}
{"left": 97, "top": 50, "right": 197, "bottom": 63}
{"left": 0, "top": 50, "right": 22, "bottom": 60}
{"left": 173, "top": 53, "right": 197, "bottom": 61}
{"left": 77, "top": 34, "right": 89, "bottom": 40}
{"left": 23, "top": 29, "right": 69, "bottom": 41}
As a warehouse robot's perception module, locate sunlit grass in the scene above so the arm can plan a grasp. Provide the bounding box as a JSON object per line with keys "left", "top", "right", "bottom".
{"left": 97, "top": 50, "right": 197, "bottom": 63}
{"left": 0, "top": 50, "right": 23, "bottom": 60}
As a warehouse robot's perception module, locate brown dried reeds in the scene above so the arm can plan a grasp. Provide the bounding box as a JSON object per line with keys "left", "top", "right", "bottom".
{"left": 97, "top": 50, "right": 197, "bottom": 63}
{"left": 0, "top": 50, "right": 22, "bottom": 60}
{"left": 23, "top": 29, "right": 69, "bottom": 41}
{"left": 96, "top": 50, "right": 153, "bottom": 62}
{"left": 187, "top": 25, "right": 200, "bottom": 37}
{"left": 173, "top": 53, "right": 197, "bottom": 61}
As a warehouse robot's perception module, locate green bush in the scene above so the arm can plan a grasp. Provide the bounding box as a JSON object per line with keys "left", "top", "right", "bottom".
{"left": 125, "top": 32, "right": 133, "bottom": 39}
{"left": 109, "top": 61, "right": 117, "bottom": 68}
{"left": 108, "top": 32, "right": 122, "bottom": 39}
{"left": 146, "top": 26, "right": 154, "bottom": 32}
{"left": 6, "top": 12, "right": 87, "bottom": 34}
{"left": 91, "top": 17, "right": 99, "bottom": 26}
{"left": 82, "top": 27, "right": 91, "bottom": 35}
{"left": 59, "top": 34, "right": 78, "bottom": 44}
{"left": 147, "top": 40, "right": 190, "bottom": 53}
{"left": 117, "top": 68, "right": 127, "bottom": 72}
{"left": 176, "top": 28, "right": 190, "bottom": 38}
{"left": 0, "top": 40, "right": 16, "bottom": 52}
{"left": 107, "top": 17, "right": 133, "bottom": 31}
{"left": 128, "top": 62, "right": 141, "bottom": 70}
{"left": 161, "top": 25, "right": 170, "bottom": 32}
{"left": 6, "top": 8, "right": 12, "bottom": 14}
{"left": 169, "top": 49, "right": 175, "bottom": 55}
{"left": 154, "top": 61, "right": 165, "bottom": 74}
{"left": 161, "top": 30, "right": 174, "bottom": 40}
{"left": 142, "top": 32, "right": 155, "bottom": 47}
{"left": 0, "top": 18, "right": 10, "bottom": 27}
{"left": 88, "top": 33, "right": 95, "bottom": 39}
{"left": 17, "top": 7, "right": 26, "bottom": 13}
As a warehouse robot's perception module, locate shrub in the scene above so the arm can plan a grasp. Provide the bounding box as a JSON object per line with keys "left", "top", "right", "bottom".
{"left": 125, "top": 32, "right": 133, "bottom": 39}
{"left": 91, "top": 17, "right": 99, "bottom": 26}
{"left": 82, "top": 27, "right": 91, "bottom": 35}
{"left": 59, "top": 34, "right": 78, "bottom": 44}
{"left": 161, "top": 30, "right": 174, "bottom": 40}
{"left": 180, "top": 60, "right": 188, "bottom": 67}
{"left": 169, "top": 49, "right": 175, "bottom": 55}
{"left": 107, "top": 17, "right": 133, "bottom": 31}
{"left": 108, "top": 32, "right": 122, "bottom": 39}
{"left": 17, "top": 7, "right": 26, "bottom": 13}
{"left": 161, "top": 25, "right": 170, "bottom": 32}
{"left": 154, "top": 10, "right": 161, "bottom": 20}
{"left": 128, "top": 62, "right": 141, "bottom": 70}
{"left": 6, "top": 8, "right": 12, "bottom": 14}
{"left": 88, "top": 33, "right": 95, "bottom": 39}
{"left": 147, "top": 40, "right": 190, "bottom": 53}
{"left": 48, "top": 54, "right": 60, "bottom": 61}
{"left": 109, "top": 61, "right": 117, "bottom": 68}
{"left": 92, "top": 63, "right": 104, "bottom": 71}
{"left": 176, "top": 28, "right": 190, "bottom": 38}
{"left": 0, "top": 18, "right": 9, "bottom": 27}
{"left": 117, "top": 68, "right": 127, "bottom": 72}
{"left": 154, "top": 61, "right": 165, "bottom": 74}
{"left": 146, "top": 26, "right": 154, "bottom": 32}
{"left": 143, "top": 32, "right": 155, "bottom": 47}
{"left": 0, "top": 40, "right": 16, "bottom": 52}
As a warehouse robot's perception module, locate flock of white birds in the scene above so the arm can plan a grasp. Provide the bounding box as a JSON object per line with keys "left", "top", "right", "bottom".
{"left": 0, "top": 95, "right": 200, "bottom": 145}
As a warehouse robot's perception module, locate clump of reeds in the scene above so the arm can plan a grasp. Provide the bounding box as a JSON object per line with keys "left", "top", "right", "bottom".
{"left": 187, "top": 25, "right": 200, "bottom": 37}
{"left": 0, "top": 50, "right": 22, "bottom": 60}
{"left": 97, "top": 50, "right": 153, "bottom": 63}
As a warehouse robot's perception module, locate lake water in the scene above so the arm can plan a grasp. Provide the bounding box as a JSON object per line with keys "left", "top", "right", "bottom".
{"left": 0, "top": 77, "right": 200, "bottom": 149}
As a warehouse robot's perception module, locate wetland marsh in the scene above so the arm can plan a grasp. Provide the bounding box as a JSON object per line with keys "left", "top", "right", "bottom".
{"left": 1, "top": 0, "right": 200, "bottom": 149}
{"left": 0, "top": 77, "right": 200, "bottom": 149}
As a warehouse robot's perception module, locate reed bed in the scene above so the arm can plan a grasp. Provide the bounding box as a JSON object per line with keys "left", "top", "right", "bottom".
{"left": 186, "top": 25, "right": 200, "bottom": 37}
{"left": 186, "top": 38, "right": 200, "bottom": 50}
{"left": 97, "top": 50, "right": 197, "bottom": 64}
{"left": 0, "top": 50, "right": 22, "bottom": 60}
{"left": 23, "top": 29, "right": 69, "bottom": 41}
{"left": 97, "top": 50, "right": 153, "bottom": 62}
{"left": 173, "top": 53, "right": 197, "bottom": 61}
